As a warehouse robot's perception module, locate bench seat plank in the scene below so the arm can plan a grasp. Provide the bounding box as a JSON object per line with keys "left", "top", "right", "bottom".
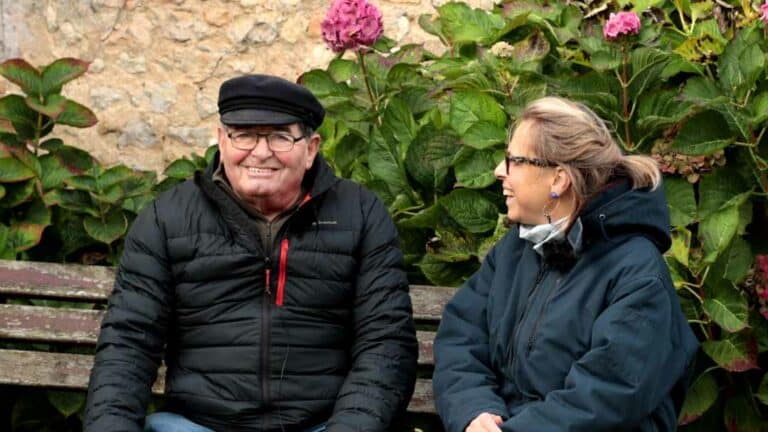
{"left": 0, "top": 349, "right": 436, "bottom": 413}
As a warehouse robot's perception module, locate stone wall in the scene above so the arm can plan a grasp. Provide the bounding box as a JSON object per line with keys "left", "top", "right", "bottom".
{"left": 0, "top": 0, "right": 493, "bottom": 173}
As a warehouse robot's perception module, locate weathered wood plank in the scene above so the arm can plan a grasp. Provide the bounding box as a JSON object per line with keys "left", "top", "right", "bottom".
{"left": 410, "top": 285, "right": 456, "bottom": 322}
{"left": 0, "top": 304, "right": 103, "bottom": 344}
{"left": 0, "top": 260, "right": 114, "bottom": 301}
{"left": 0, "top": 349, "right": 165, "bottom": 393}
{"left": 0, "top": 350, "right": 436, "bottom": 413}
{"left": 0, "top": 261, "right": 458, "bottom": 321}
{"left": 409, "top": 378, "right": 436, "bottom": 414}
{"left": 0, "top": 305, "right": 437, "bottom": 366}
{"left": 417, "top": 330, "right": 435, "bottom": 366}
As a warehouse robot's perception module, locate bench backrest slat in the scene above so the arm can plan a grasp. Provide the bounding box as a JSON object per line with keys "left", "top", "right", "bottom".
{"left": 409, "top": 285, "right": 456, "bottom": 322}
{"left": 0, "top": 262, "right": 457, "bottom": 322}
{"left": 0, "top": 261, "right": 114, "bottom": 300}
{"left": 0, "top": 304, "right": 102, "bottom": 344}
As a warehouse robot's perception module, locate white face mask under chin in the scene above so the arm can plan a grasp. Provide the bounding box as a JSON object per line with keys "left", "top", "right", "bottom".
{"left": 519, "top": 217, "right": 569, "bottom": 255}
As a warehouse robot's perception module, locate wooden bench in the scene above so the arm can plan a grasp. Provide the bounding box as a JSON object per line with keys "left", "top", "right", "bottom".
{"left": 0, "top": 259, "right": 456, "bottom": 423}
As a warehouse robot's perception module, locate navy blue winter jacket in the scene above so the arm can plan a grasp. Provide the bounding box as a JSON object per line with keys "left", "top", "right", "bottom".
{"left": 433, "top": 179, "right": 699, "bottom": 432}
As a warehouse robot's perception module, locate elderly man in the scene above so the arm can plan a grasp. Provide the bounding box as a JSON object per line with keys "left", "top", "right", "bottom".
{"left": 84, "top": 74, "right": 418, "bottom": 432}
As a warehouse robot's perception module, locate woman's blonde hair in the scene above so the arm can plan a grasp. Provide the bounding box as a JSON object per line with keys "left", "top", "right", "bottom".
{"left": 516, "top": 96, "right": 661, "bottom": 212}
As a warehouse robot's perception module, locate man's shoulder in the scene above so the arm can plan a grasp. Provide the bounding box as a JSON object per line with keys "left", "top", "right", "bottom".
{"left": 154, "top": 177, "right": 199, "bottom": 200}
{"left": 150, "top": 179, "right": 211, "bottom": 219}
{"left": 324, "top": 178, "right": 381, "bottom": 206}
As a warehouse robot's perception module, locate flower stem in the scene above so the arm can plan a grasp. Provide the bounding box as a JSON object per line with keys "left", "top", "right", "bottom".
{"left": 33, "top": 111, "right": 42, "bottom": 156}
{"left": 357, "top": 50, "right": 381, "bottom": 126}
{"left": 683, "top": 284, "right": 704, "bottom": 304}
{"left": 620, "top": 47, "right": 633, "bottom": 151}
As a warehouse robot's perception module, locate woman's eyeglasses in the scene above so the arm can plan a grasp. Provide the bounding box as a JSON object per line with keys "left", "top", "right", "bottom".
{"left": 504, "top": 155, "right": 556, "bottom": 174}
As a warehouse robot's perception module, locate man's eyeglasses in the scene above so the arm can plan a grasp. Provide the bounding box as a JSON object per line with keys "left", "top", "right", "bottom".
{"left": 504, "top": 155, "right": 556, "bottom": 174}
{"left": 226, "top": 129, "right": 306, "bottom": 152}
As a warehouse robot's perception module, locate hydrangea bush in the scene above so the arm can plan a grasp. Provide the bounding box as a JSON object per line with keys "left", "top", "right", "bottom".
{"left": 1, "top": 0, "right": 768, "bottom": 430}
{"left": 304, "top": 0, "right": 768, "bottom": 429}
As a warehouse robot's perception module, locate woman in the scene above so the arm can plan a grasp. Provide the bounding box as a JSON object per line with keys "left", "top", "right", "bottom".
{"left": 433, "top": 97, "right": 698, "bottom": 432}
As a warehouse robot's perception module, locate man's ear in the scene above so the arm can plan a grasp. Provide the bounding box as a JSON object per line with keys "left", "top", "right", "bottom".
{"left": 305, "top": 133, "right": 321, "bottom": 169}
{"left": 217, "top": 126, "right": 227, "bottom": 148}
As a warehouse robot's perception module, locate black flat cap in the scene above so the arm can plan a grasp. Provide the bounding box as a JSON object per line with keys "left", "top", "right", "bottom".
{"left": 218, "top": 74, "right": 325, "bottom": 129}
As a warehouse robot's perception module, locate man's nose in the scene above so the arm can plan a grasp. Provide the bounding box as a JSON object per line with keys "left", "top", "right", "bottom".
{"left": 248, "top": 136, "right": 273, "bottom": 157}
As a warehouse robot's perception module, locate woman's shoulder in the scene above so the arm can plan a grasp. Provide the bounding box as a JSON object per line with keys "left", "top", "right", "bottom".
{"left": 587, "top": 235, "right": 673, "bottom": 295}
{"left": 486, "top": 226, "right": 530, "bottom": 261}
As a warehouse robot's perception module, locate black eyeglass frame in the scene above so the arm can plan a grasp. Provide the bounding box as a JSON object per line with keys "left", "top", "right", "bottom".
{"left": 504, "top": 155, "right": 557, "bottom": 174}
{"left": 225, "top": 129, "right": 307, "bottom": 152}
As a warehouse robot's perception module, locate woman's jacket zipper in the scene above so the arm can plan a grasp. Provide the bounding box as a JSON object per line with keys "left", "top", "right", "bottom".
{"left": 508, "top": 264, "right": 548, "bottom": 378}
{"left": 526, "top": 276, "right": 561, "bottom": 355}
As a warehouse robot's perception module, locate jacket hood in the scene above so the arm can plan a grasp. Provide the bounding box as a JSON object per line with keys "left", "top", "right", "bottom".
{"left": 571, "top": 178, "right": 671, "bottom": 254}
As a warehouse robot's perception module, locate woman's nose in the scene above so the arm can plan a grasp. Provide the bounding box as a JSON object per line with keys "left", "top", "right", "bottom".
{"left": 493, "top": 160, "right": 506, "bottom": 180}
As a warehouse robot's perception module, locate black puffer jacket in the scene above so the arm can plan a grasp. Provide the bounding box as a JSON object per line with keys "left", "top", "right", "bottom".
{"left": 84, "top": 154, "right": 418, "bottom": 431}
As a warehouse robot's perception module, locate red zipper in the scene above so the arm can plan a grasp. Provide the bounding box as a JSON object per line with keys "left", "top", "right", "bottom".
{"left": 301, "top": 193, "right": 312, "bottom": 206}
{"left": 272, "top": 193, "right": 307, "bottom": 306}
{"left": 276, "top": 238, "right": 289, "bottom": 306}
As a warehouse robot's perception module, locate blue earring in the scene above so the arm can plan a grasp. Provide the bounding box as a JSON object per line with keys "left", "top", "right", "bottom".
{"left": 550, "top": 192, "right": 559, "bottom": 199}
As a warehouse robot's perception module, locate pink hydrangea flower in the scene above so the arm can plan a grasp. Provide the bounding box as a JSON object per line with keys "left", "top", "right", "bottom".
{"left": 603, "top": 11, "right": 641, "bottom": 40}
{"left": 758, "top": 255, "right": 768, "bottom": 275}
{"left": 761, "top": 1, "right": 768, "bottom": 23}
{"left": 760, "top": 288, "right": 768, "bottom": 301}
{"left": 321, "top": 0, "right": 384, "bottom": 53}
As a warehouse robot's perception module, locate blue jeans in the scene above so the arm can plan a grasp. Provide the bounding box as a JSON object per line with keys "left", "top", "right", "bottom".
{"left": 144, "top": 412, "right": 327, "bottom": 432}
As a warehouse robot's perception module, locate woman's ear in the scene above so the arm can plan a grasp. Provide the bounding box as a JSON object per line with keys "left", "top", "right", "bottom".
{"left": 551, "top": 166, "right": 571, "bottom": 196}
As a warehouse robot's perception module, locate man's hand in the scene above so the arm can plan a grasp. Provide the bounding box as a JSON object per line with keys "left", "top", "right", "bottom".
{"left": 465, "top": 412, "right": 503, "bottom": 432}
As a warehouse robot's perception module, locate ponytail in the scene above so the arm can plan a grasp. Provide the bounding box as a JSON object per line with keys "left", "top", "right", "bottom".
{"left": 617, "top": 155, "right": 661, "bottom": 190}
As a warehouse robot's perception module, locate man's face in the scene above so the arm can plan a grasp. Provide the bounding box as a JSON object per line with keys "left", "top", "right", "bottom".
{"left": 218, "top": 123, "right": 319, "bottom": 213}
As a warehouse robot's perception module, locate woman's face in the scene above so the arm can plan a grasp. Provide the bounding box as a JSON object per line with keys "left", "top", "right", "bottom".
{"left": 493, "top": 120, "right": 557, "bottom": 225}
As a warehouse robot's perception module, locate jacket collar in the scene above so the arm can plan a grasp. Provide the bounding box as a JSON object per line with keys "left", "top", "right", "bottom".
{"left": 195, "top": 151, "right": 340, "bottom": 252}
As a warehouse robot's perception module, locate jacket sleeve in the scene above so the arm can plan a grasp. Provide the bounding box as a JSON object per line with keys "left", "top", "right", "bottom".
{"left": 502, "top": 276, "right": 693, "bottom": 431}
{"left": 432, "top": 243, "right": 510, "bottom": 432}
{"left": 327, "top": 190, "right": 418, "bottom": 432}
{"left": 84, "top": 202, "right": 172, "bottom": 432}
